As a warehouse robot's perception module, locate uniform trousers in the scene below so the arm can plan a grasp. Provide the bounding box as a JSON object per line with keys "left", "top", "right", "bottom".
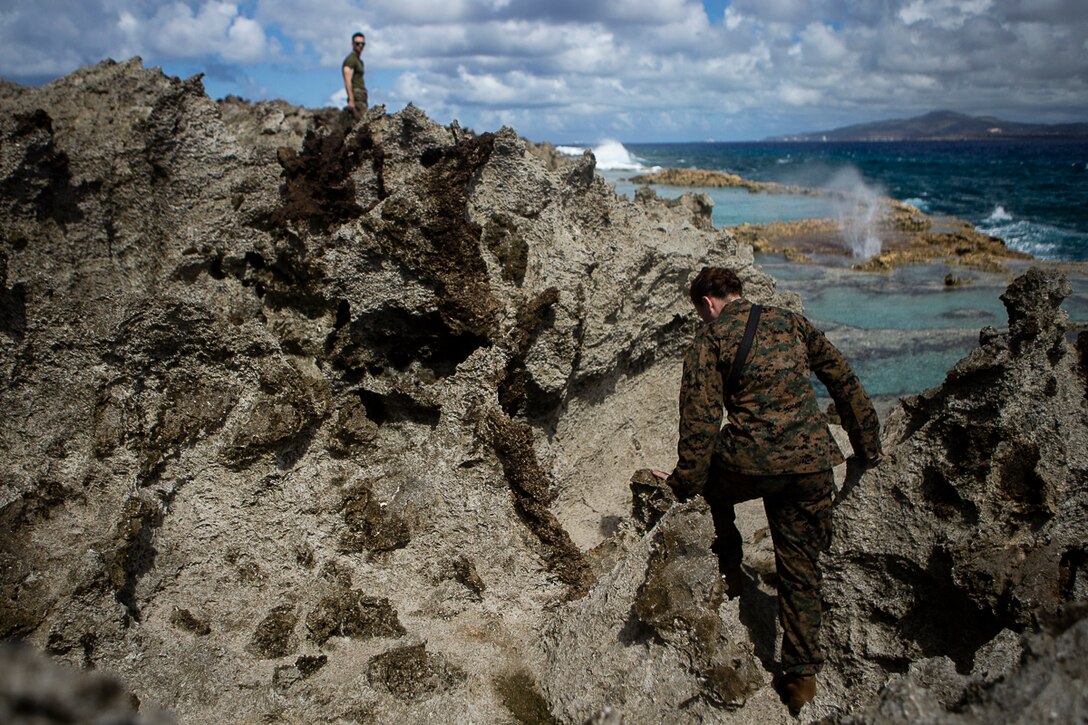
{"left": 702, "top": 464, "right": 834, "bottom": 676}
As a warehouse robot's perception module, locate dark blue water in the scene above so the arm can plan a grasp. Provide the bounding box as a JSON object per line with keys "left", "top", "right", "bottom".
{"left": 622, "top": 140, "right": 1088, "bottom": 261}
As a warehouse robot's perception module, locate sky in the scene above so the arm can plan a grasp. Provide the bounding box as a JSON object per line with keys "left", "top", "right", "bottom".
{"left": 1, "top": 0, "right": 1086, "bottom": 142}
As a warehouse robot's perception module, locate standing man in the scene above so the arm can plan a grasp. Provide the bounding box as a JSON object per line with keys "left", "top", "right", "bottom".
{"left": 342, "top": 32, "right": 367, "bottom": 113}
{"left": 653, "top": 266, "right": 882, "bottom": 714}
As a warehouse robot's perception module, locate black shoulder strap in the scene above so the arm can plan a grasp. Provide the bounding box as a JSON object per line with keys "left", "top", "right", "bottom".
{"left": 726, "top": 304, "right": 762, "bottom": 396}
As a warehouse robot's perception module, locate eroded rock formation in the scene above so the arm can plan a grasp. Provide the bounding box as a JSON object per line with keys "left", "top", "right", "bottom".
{"left": 0, "top": 58, "right": 784, "bottom": 723}
{"left": 815, "top": 267, "right": 1088, "bottom": 718}
{"left": 1, "top": 58, "right": 1085, "bottom": 724}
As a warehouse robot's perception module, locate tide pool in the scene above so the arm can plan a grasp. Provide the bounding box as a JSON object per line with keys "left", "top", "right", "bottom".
{"left": 757, "top": 255, "right": 1088, "bottom": 398}
{"left": 601, "top": 169, "right": 845, "bottom": 227}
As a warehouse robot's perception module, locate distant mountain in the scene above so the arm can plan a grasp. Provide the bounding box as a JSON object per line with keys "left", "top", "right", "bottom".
{"left": 767, "top": 110, "right": 1088, "bottom": 141}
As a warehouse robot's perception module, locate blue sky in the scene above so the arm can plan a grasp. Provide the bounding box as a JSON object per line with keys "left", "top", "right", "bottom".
{"left": 1, "top": 0, "right": 1086, "bottom": 142}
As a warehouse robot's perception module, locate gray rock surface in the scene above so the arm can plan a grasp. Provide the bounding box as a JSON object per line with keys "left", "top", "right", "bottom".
{"left": 540, "top": 484, "right": 773, "bottom": 724}
{"left": 0, "top": 58, "right": 788, "bottom": 723}
{"left": 1, "top": 57, "right": 1086, "bottom": 724}
{"left": 813, "top": 267, "right": 1088, "bottom": 718}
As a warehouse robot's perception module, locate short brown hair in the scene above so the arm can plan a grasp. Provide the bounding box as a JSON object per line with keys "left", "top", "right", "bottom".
{"left": 689, "top": 266, "right": 742, "bottom": 304}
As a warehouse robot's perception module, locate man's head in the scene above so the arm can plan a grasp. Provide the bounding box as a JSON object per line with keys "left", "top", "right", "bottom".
{"left": 689, "top": 266, "right": 743, "bottom": 322}
{"left": 352, "top": 32, "right": 366, "bottom": 53}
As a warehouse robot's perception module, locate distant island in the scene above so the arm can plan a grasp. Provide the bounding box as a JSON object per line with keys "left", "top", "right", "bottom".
{"left": 767, "top": 110, "right": 1088, "bottom": 142}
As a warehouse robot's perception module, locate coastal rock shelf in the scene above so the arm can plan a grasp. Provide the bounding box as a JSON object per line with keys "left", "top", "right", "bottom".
{"left": 631, "top": 166, "right": 1039, "bottom": 272}
{"left": 1, "top": 58, "right": 1086, "bottom": 724}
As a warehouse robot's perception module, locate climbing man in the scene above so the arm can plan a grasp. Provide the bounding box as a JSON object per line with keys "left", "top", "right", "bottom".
{"left": 342, "top": 32, "right": 367, "bottom": 113}
{"left": 653, "top": 266, "right": 882, "bottom": 713}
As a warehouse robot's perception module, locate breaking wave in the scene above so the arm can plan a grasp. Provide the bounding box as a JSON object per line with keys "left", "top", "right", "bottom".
{"left": 985, "top": 205, "right": 1014, "bottom": 223}
{"left": 559, "top": 140, "right": 653, "bottom": 172}
{"left": 976, "top": 218, "right": 1070, "bottom": 261}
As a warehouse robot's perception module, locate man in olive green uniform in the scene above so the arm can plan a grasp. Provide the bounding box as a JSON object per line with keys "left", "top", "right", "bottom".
{"left": 653, "top": 266, "right": 882, "bottom": 712}
{"left": 342, "top": 32, "right": 368, "bottom": 112}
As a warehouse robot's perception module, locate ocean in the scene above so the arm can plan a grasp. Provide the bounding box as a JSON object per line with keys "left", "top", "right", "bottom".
{"left": 562, "top": 139, "right": 1088, "bottom": 402}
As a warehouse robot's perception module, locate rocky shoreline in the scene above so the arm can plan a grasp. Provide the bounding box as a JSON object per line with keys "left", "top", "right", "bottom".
{"left": 629, "top": 167, "right": 1044, "bottom": 273}
{"left": 2, "top": 59, "right": 1087, "bottom": 723}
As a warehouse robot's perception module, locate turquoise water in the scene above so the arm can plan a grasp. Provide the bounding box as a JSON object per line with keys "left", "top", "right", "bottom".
{"left": 604, "top": 173, "right": 844, "bottom": 227}
{"left": 758, "top": 255, "right": 1088, "bottom": 397}
{"left": 584, "top": 140, "right": 1088, "bottom": 399}
{"left": 798, "top": 276, "right": 1004, "bottom": 331}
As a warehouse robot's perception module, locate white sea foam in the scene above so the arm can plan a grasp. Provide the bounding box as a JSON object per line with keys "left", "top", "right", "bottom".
{"left": 556, "top": 140, "right": 653, "bottom": 172}
{"left": 985, "top": 205, "right": 1013, "bottom": 223}
{"left": 976, "top": 219, "right": 1064, "bottom": 260}
{"left": 902, "top": 197, "right": 929, "bottom": 212}
{"left": 591, "top": 139, "right": 648, "bottom": 171}
{"left": 556, "top": 145, "right": 587, "bottom": 156}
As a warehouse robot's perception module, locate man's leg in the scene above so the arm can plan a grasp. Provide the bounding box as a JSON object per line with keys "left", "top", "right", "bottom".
{"left": 763, "top": 469, "right": 834, "bottom": 677}
{"left": 703, "top": 468, "right": 781, "bottom": 596}
{"left": 703, "top": 486, "right": 743, "bottom": 576}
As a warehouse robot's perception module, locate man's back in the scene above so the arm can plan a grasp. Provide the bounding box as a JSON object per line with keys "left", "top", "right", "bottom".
{"left": 674, "top": 298, "right": 881, "bottom": 487}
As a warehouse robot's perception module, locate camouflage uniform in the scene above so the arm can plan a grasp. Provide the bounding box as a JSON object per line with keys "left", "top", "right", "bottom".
{"left": 668, "top": 298, "right": 881, "bottom": 676}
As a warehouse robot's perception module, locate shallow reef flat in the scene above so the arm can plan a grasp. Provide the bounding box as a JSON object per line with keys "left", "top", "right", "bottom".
{"left": 633, "top": 166, "right": 1047, "bottom": 273}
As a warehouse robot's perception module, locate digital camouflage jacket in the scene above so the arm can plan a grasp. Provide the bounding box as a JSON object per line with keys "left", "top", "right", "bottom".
{"left": 670, "top": 298, "right": 882, "bottom": 497}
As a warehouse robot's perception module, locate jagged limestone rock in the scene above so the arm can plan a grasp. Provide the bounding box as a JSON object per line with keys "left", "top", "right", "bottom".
{"left": 3, "top": 57, "right": 1085, "bottom": 725}
{"left": 815, "top": 268, "right": 1088, "bottom": 718}
{"left": 0, "top": 58, "right": 784, "bottom": 723}
{"left": 539, "top": 498, "right": 765, "bottom": 723}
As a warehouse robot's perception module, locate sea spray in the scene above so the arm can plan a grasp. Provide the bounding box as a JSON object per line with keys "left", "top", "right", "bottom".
{"left": 559, "top": 140, "right": 652, "bottom": 172}
{"left": 985, "top": 205, "right": 1013, "bottom": 223}
{"left": 827, "top": 167, "right": 886, "bottom": 259}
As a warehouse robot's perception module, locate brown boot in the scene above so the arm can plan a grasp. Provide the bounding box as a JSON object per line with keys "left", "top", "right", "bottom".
{"left": 781, "top": 674, "right": 816, "bottom": 713}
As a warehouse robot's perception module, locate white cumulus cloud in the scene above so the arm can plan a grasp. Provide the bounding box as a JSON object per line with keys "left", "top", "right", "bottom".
{"left": 0, "top": 0, "right": 1085, "bottom": 141}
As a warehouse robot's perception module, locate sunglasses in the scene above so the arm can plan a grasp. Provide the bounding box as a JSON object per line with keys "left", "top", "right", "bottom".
{"left": 354, "top": 41, "right": 365, "bottom": 46}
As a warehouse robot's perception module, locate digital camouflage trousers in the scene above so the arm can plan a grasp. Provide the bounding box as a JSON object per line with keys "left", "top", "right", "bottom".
{"left": 703, "top": 466, "right": 834, "bottom": 677}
